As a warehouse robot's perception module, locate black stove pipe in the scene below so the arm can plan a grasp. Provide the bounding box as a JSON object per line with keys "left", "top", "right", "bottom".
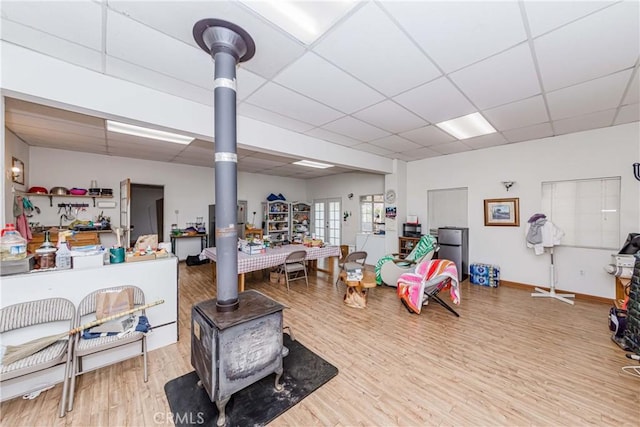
{"left": 193, "top": 19, "right": 255, "bottom": 312}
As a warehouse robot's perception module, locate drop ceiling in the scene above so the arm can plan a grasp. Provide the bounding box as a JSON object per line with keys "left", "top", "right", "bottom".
{"left": 2, "top": 0, "right": 639, "bottom": 178}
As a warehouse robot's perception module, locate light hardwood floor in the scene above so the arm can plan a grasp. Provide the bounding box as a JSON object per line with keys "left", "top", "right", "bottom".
{"left": 1, "top": 261, "right": 638, "bottom": 426}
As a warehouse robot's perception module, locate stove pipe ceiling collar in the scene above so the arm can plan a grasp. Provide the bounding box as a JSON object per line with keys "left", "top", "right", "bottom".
{"left": 193, "top": 19, "right": 255, "bottom": 312}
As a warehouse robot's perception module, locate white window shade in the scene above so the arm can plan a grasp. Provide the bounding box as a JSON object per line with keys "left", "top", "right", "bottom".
{"left": 541, "top": 177, "right": 620, "bottom": 249}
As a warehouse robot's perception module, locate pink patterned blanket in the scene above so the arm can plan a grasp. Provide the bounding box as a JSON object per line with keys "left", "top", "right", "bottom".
{"left": 396, "top": 259, "right": 460, "bottom": 314}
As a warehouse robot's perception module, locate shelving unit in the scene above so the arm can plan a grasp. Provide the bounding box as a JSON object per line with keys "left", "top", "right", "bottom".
{"left": 23, "top": 192, "right": 113, "bottom": 207}
{"left": 291, "top": 202, "right": 311, "bottom": 244}
{"left": 263, "top": 201, "right": 290, "bottom": 243}
{"left": 398, "top": 236, "right": 420, "bottom": 258}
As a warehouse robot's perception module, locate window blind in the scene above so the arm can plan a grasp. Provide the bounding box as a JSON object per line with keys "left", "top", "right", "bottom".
{"left": 541, "top": 177, "right": 620, "bottom": 249}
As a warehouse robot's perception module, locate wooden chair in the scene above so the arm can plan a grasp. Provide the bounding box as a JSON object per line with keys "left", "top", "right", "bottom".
{"left": 68, "top": 285, "right": 147, "bottom": 412}
{"left": 277, "top": 250, "right": 308, "bottom": 291}
{"left": 0, "top": 298, "right": 75, "bottom": 417}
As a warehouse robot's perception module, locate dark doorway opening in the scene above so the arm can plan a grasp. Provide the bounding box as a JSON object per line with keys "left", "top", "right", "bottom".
{"left": 130, "top": 183, "right": 164, "bottom": 247}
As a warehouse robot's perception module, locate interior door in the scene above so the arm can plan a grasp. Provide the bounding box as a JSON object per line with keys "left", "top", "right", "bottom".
{"left": 313, "top": 198, "right": 341, "bottom": 245}
{"left": 120, "top": 178, "right": 131, "bottom": 248}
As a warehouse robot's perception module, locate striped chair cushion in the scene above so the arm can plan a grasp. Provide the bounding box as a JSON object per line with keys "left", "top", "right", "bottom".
{"left": 1, "top": 340, "right": 67, "bottom": 380}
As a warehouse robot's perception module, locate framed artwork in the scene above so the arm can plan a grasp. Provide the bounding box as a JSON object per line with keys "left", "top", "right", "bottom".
{"left": 484, "top": 198, "right": 520, "bottom": 226}
{"left": 11, "top": 157, "right": 24, "bottom": 185}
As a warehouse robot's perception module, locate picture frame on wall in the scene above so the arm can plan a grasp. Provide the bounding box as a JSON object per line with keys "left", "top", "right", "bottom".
{"left": 11, "top": 157, "right": 24, "bottom": 185}
{"left": 484, "top": 198, "right": 520, "bottom": 227}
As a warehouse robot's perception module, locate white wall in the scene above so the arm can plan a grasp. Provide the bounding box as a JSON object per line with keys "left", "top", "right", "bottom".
{"left": 406, "top": 123, "right": 640, "bottom": 298}
{"left": 3, "top": 129, "right": 29, "bottom": 224}
{"left": 306, "top": 172, "right": 385, "bottom": 246}
{"left": 26, "top": 147, "right": 309, "bottom": 259}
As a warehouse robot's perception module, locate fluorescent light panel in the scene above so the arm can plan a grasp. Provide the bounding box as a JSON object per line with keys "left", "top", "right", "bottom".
{"left": 435, "top": 112, "right": 496, "bottom": 140}
{"left": 240, "top": 1, "right": 357, "bottom": 45}
{"left": 106, "top": 120, "right": 194, "bottom": 145}
{"left": 294, "top": 160, "right": 334, "bottom": 169}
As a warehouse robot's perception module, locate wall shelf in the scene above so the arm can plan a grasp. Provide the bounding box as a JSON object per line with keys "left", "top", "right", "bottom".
{"left": 24, "top": 193, "right": 113, "bottom": 207}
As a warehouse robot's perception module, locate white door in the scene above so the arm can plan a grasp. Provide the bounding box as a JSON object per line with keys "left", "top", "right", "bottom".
{"left": 120, "top": 178, "right": 131, "bottom": 248}
{"left": 313, "top": 198, "right": 341, "bottom": 245}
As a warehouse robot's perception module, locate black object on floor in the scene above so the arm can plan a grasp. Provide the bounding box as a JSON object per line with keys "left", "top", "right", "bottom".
{"left": 164, "top": 333, "right": 338, "bottom": 427}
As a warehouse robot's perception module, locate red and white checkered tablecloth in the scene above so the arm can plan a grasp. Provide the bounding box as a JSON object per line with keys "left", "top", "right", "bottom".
{"left": 202, "top": 245, "right": 340, "bottom": 274}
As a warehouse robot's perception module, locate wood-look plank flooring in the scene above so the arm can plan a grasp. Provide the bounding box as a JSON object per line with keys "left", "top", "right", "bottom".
{"left": 1, "top": 261, "right": 638, "bottom": 426}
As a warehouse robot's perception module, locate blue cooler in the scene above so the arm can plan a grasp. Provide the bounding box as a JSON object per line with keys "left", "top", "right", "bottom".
{"left": 470, "top": 263, "right": 500, "bottom": 287}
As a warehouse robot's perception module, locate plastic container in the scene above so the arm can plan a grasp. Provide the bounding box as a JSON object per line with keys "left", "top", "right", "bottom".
{"left": 0, "top": 224, "right": 27, "bottom": 261}
{"left": 35, "top": 247, "right": 57, "bottom": 269}
{"left": 55, "top": 231, "right": 73, "bottom": 270}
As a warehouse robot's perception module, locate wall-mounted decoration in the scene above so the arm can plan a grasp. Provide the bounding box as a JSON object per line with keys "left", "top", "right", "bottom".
{"left": 484, "top": 198, "right": 520, "bottom": 227}
{"left": 11, "top": 157, "right": 24, "bottom": 185}
{"left": 385, "top": 206, "right": 397, "bottom": 219}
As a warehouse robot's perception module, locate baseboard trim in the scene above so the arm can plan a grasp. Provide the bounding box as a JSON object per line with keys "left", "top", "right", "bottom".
{"left": 498, "top": 280, "right": 612, "bottom": 305}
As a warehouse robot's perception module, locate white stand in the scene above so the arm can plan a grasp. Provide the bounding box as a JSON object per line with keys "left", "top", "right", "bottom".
{"left": 531, "top": 247, "right": 575, "bottom": 305}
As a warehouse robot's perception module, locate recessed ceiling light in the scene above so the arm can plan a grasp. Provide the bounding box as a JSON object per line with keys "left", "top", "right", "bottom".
{"left": 293, "top": 160, "right": 334, "bottom": 169}
{"left": 106, "top": 120, "right": 194, "bottom": 145}
{"left": 435, "top": 112, "right": 496, "bottom": 140}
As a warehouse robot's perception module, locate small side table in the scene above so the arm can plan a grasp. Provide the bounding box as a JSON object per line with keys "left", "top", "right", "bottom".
{"left": 171, "top": 233, "right": 208, "bottom": 257}
{"left": 340, "top": 270, "right": 377, "bottom": 309}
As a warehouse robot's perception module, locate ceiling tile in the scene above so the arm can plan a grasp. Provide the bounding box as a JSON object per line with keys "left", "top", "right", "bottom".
{"left": 450, "top": 43, "right": 540, "bottom": 110}
{"left": 108, "top": 149, "right": 176, "bottom": 162}
{"left": 547, "top": 70, "right": 632, "bottom": 120}
{"left": 107, "top": 0, "right": 306, "bottom": 79}
{"left": 534, "top": 1, "right": 640, "bottom": 91}
{"left": 4, "top": 99, "right": 104, "bottom": 126}
{"left": 395, "top": 146, "right": 441, "bottom": 161}
{"left": 1, "top": 1, "right": 102, "bottom": 49}
{"left": 1, "top": 19, "right": 103, "bottom": 72}
{"left": 502, "top": 122, "right": 554, "bottom": 143}
{"left": 430, "top": 141, "right": 473, "bottom": 155}
{"left": 614, "top": 103, "right": 640, "bottom": 125}
{"left": 237, "top": 68, "right": 266, "bottom": 101}
{"left": 381, "top": 1, "right": 526, "bottom": 73}
{"left": 368, "top": 135, "right": 421, "bottom": 153}
{"left": 393, "top": 77, "right": 476, "bottom": 124}
{"left": 238, "top": 103, "right": 316, "bottom": 133}
{"left": 464, "top": 133, "right": 509, "bottom": 150}
{"left": 523, "top": 1, "right": 616, "bottom": 37}
{"left": 483, "top": 96, "right": 549, "bottom": 131}
{"left": 321, "top": 116, "right": 390, "bottom": 141}
{"left": 352, "top": 101, "right": 427, "bottom": 134}
{"left": 314, "top": 2, "right": 441, "bottom": 97}
{"left": 5, "top": 118, "right": 105, "bottom": 140}
{"left": 303, "top": 128, "right": 362, "bottom": 147}
{"left": 244, "top": 83, "right": 344, "bottom": 126}
{"left": 106, "top": 10, "right": 213, "bottom": 88}
{"left": 553, "top": 109, "right": 617, "bottom": 135}
{"left": 623, "top": 71, "right": 639, "bottom": 105}
{"left": 106, "top": 57, "right": 213, "bottom": 106}
{"left": 351, "top": 143, "right": 394, "bottom": 157}
{"left": 273, "top": 52, "right": 384, "bottom": 113}
{"left": 398, "top": 125, "right": 455, "bottom": 147}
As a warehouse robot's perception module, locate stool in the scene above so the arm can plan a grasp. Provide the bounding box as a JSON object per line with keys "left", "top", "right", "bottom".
{"left": 340, "top": 270, "right": 376, "bottom": 308}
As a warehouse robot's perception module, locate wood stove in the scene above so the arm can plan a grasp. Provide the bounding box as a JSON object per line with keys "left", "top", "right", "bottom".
{"left": 191, "top": 291, "right": 285, "bottom": 426}
{"left": 191, "top": 18, "right": 288, "bottom": 427}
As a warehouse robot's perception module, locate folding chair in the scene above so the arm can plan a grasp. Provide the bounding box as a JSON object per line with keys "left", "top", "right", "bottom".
{"left": 68, "top": 285, "right": 147, "bottom": 411}
{"left": 277, "top": 250, "right": 308, "bottom": 292}
{"left": 335, "top": 251, "right": 367, "bottom": 286}
{"left": 0, "top": 298, "right": 75, "bottom": 417}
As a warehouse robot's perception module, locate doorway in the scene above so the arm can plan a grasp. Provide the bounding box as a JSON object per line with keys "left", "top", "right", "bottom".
{"left": 313, "top": 198, "right": 341, "bottom": 245}
{"left": 130, "top": 184, "right": 164, "bottom": 246}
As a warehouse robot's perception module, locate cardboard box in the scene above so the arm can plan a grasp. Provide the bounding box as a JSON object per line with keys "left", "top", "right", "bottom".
{"left": 72, "top": 253, "right": 104, "bottom": 269}
{"left": 125, "top": 253, "right": 156, "bottom": 263}
{"left": 269, "top": 271, "right": 285, "bottom": 285}
{"left": 470, "top": 263, "right": 500, "bottom": 287}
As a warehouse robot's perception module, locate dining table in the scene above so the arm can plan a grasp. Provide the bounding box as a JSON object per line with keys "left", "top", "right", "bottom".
{"left": 202, "top": 244, "right": 341, "bottom": 292}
